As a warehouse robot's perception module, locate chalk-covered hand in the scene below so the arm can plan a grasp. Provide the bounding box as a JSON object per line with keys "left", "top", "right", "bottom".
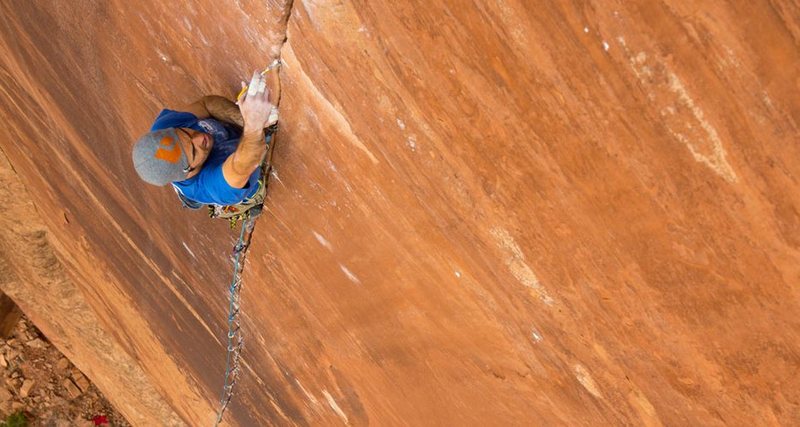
{"left": 238, "top": 71, "right": 273, "bottom": 131}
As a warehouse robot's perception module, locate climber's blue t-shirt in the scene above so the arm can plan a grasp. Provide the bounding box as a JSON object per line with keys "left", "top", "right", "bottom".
{"left": 150, "top": 109, "right": 260, "bottom": 205}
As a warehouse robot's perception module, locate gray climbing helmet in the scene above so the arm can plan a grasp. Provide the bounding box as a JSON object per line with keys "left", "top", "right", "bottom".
{"left": 132, "top": 128, "right": 189, "bottom": 186}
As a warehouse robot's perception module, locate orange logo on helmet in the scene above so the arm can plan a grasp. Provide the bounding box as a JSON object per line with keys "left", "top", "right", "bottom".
{"left": 154, "top": 135, "right": 182, "bottom": 163}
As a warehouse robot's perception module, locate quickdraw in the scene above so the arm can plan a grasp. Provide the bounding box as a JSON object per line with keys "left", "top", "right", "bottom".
{"left": 236, "top": 59, "right": 282, "bottom": 101}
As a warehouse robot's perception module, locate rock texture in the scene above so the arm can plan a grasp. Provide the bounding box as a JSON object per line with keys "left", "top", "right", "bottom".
{"left": 1, "top": 0, "right": 799, "bottom": 425}
{"left": 0, "top": 316, "right": 127, "bottom": 425}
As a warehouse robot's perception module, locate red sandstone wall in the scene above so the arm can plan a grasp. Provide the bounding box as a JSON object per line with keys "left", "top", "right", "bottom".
{"left": 1, "top": 1, "right": 799, "bottom": 425}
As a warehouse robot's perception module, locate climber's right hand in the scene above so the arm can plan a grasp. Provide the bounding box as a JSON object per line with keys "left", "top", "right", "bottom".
{"left": 239, "top": 71, "right": 273, "bottom": 131}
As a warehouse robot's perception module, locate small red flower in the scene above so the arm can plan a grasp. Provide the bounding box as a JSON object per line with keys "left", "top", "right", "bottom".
{"left": 92, "top": 415, "right": 109, "bottom": 425}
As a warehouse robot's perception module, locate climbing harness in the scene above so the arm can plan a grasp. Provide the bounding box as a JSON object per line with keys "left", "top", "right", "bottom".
{"left": 208, "top": 124, "right": 278, "bottom": 229}
{"left": 213, "top": 61, "right": 282, "bottom": 426}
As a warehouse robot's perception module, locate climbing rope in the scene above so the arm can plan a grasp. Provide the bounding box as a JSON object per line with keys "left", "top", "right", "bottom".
{"left": 214, "top": 216, "right": 257, "bottom": 426}
{"left": 213, "top": 59, "right": 282, "bottom": 426}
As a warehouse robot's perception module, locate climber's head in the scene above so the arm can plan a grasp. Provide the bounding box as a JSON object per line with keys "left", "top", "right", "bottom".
{"left": 132, "top": 127, "right": 213, "bottom": 185}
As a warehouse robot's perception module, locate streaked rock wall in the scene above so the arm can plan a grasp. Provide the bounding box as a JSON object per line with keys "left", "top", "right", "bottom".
{"left": 0, "top": 1, "right": 798, "bottom": 425}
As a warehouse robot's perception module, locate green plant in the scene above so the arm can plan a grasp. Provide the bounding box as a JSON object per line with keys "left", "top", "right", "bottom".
{"left": 2, "top": 411, "right": 27, "bottom": 427}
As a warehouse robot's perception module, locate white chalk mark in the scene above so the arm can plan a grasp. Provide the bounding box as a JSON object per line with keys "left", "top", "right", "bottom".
{"left": 494, "top": 1, "right": 528, "bottom": 50}
{"left": 181, "top": 242, "right": 196, "bottom": 259}
{"left": 312, "top": 231, "right": 333, "bottom": 251}
{"left": 490, "top": 228, "right": 554, "bottom": 305}
{"left": 396, "top": 118, "right": 406, "bottom": 130}
{"left": 455, "top": 271, "right": 462, "bottom": 278}
{"left": 296, "top": 380, "right": 320, "bottom": 407}
{"left": 322, "top": 390, "right": 349, "bottom": 424}
{"left": 156, "top": 50, "right": 170, "bottom": 62}
{"left": 340, "top": 264, "right": 361, "bottom": 284}
{"left": 406, "top": 135, "right": 417, "bottom": 151}
{"left": 666, "top": 73, "right": 738, "bottom": 182}
{"left": 602, "top": 41, "right": 610, "bottom": 51}
{"left": 626, "top": 49, "right": 737, "bottom": 183}
{"left": 761, "top": 91, "right": 774, "bottom": 110}
{"left": 270, "top": 169, "right": 283, "bottom": 184}
{"left": 200, "top": 36, "right": 209, "bottom": 47}
{"left": 531, "top": 329, "right": 543, "bottom": 343}
{"left": 574, "top": 364, "right": 602, "bottom": 398}
{"left": 327, "top": 159, "right": 339, "bottom": 174}
{"left": 583, "top": 26, "right": 589, "bottom": 33}
{"left": 720, "top": 45, "right": 742, "bottom": 70}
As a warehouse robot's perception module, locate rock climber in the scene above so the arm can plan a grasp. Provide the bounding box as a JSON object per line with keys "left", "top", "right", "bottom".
{"left": 131, "top": 67, "right": 280, "bottom": 221}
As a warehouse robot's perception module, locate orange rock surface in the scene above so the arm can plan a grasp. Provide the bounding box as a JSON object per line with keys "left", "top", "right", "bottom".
{"left": 0, "top": 1, "right": 799, "bottom": 425}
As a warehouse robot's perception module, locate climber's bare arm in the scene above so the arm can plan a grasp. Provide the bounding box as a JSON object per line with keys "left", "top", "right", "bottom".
{"left": 181, "top": 96, "right": 244, "bottom": 128}
{"left": 223, "top": 129, "right": 265, "bottom": 188}
{"left": 222, "top": 71, "right": 275, "bottom": 188}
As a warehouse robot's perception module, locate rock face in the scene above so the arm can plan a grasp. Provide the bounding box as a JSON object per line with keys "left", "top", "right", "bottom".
{"left": 0, "top": 316, "right": 128, "bottom": 425}
{"left": 1, "top": 0, "right": 799, "bottom": 425}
